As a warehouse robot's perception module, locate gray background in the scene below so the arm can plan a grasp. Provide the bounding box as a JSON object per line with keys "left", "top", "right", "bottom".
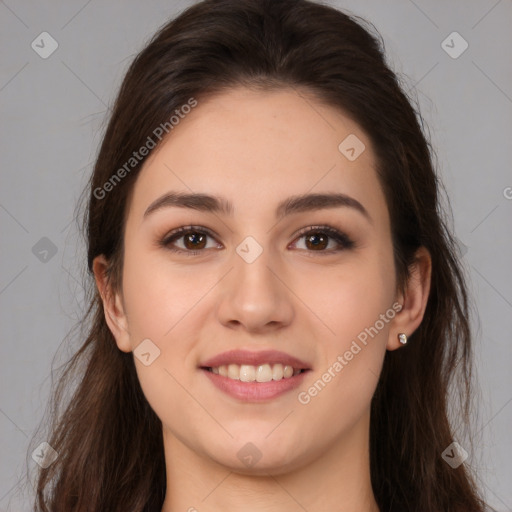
{"left": 1, "top": 0, "right": 511, "bottom": 510}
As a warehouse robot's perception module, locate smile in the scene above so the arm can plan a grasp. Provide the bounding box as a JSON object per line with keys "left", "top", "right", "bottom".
{"left": 205, "top": 363, "right": 305, "bottom": 382}
{"left": 199, "top": 349, "right": 312, "bottom": 401}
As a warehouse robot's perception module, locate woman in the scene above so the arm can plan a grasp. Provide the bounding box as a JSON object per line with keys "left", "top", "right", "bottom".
{"left": 31, "top": 0, "right": 492, "bottom": 510}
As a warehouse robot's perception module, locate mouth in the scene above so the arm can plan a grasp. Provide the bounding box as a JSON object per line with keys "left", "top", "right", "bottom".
{"left": 199, "top": 349, "right": 312, "bottom": 401}
{"left": 201, "top": 363, "right": 308, "bottom": 382}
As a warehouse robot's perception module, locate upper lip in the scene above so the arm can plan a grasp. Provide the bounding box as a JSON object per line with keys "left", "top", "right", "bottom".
{"left": 200, "top": 349, "right": 312, "bottom": 370}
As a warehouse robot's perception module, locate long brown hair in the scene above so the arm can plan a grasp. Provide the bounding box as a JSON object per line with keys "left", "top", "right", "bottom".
{"left": 29, "top": 0, "right": 491, "bottom": 510}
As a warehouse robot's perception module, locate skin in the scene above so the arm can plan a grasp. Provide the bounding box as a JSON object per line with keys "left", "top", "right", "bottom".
{"left": 94, "top": 86, "right": 431, "bottom": 512}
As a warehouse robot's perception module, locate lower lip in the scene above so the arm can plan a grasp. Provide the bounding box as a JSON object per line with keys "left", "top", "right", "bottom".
{"left": 201, "top": 368, "right": 309, "bottom": 402}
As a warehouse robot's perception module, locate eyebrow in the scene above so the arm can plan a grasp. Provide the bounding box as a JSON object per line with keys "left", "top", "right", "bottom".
{"left": 143, "top": 191, "right": 372, "bottom": 223}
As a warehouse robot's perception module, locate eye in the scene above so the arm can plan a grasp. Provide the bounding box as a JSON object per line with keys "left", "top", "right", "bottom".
{"left": 159, "top": 224, "right": 355, "bottom": 256}
{"left": 160, "top": 226, "right": 221, "bottom": 256}
{"left": 290, "top": 225, "right": 355, "bottom": 254}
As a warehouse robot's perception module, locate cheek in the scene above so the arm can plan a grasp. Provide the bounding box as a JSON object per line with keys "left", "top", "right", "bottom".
{"left": 120, "top": 248, "right": 210, "bottom": 431}
{"left": 294, "top": 250, "right": 395, "bottom": 411}
{"left": 120, "top": 245, "right": 218, "bottom": 392}
{"left": 121, "top": 244, "right": 209, "bottom": 343}
{"left": 296, "top": 253, "right": 395, "bottom": 347}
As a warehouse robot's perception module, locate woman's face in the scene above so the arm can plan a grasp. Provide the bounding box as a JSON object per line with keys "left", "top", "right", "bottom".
{"left": 101, "top": 86, "right": 404, "bottom": 474}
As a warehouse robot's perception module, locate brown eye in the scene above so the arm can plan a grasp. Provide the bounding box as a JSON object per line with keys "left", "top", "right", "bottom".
{"left": 160, "top": 224, "right": 354, "bottom": 257}
{"left": 292, "top": 225, "right": 355, "bottom": 254}
{"left": 304, "top": 232, "right": 329, "bottom": 251}
{"left": 183, "top": 231, "right": 207, "bottom": 250}
{"left": 160, "top": 226, "right": 221, "bottom": 255}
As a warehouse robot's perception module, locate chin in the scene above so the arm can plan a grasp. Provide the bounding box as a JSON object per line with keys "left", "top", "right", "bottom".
{"left": 206, "top": 436, "right": 312, "bottom": 476}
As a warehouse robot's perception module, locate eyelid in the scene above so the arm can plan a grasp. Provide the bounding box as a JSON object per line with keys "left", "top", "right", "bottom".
{"left": 289, "top": 224, "right": 355, "bottom": 252}
{"left": 159, "top": 225, "right": 221, "bottom": 253}
{"left": 162, "top": 225, "right": 217, "bottom": 241}
{"left": 159, "top": 224, "right": 355, "bottom": 255}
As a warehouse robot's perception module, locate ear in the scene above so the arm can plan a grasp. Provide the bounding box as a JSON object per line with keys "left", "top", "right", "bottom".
{"left": 387, "top": 246, "right": 432, "bottom": 351}
{"left": 92, "top": 255, "right": 132, "bottom": 353}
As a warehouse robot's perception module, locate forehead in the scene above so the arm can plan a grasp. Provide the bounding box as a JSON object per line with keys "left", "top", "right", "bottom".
{"left": 128, "top": 86, "right": 388, "bottom": 226}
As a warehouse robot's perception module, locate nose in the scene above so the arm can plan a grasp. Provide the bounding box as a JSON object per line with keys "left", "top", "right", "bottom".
{"left": 215, "top": 243, "right": 295, "bottom": 334}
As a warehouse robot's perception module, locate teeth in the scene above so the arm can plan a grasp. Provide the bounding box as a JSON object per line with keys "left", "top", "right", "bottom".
{"left": 209, "top": 363, "right": 302, "bottom": 382}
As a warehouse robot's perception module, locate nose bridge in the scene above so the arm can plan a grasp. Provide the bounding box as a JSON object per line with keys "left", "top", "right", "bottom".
{"left": 232, "top": 233, "right": 280, "bottom": 304}
{"left": 215, "top": 233, "right": 294, "bottom": 331}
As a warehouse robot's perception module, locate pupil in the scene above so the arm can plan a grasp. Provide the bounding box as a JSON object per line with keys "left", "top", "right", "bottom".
{"left": 307, "top": 233, "right": 327, "bottom": 250}
{"left": 186, "top": 232, "right": 206, "bottom": 250}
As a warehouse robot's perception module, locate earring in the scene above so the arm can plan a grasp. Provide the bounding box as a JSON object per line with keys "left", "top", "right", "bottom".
{"left": 398, "top": 333, "right": 407, "bottom": 345}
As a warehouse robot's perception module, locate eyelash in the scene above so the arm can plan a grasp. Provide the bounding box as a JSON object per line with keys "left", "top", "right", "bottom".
{"left": 159, "top": 224, "right": 355, "bottom": 257}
